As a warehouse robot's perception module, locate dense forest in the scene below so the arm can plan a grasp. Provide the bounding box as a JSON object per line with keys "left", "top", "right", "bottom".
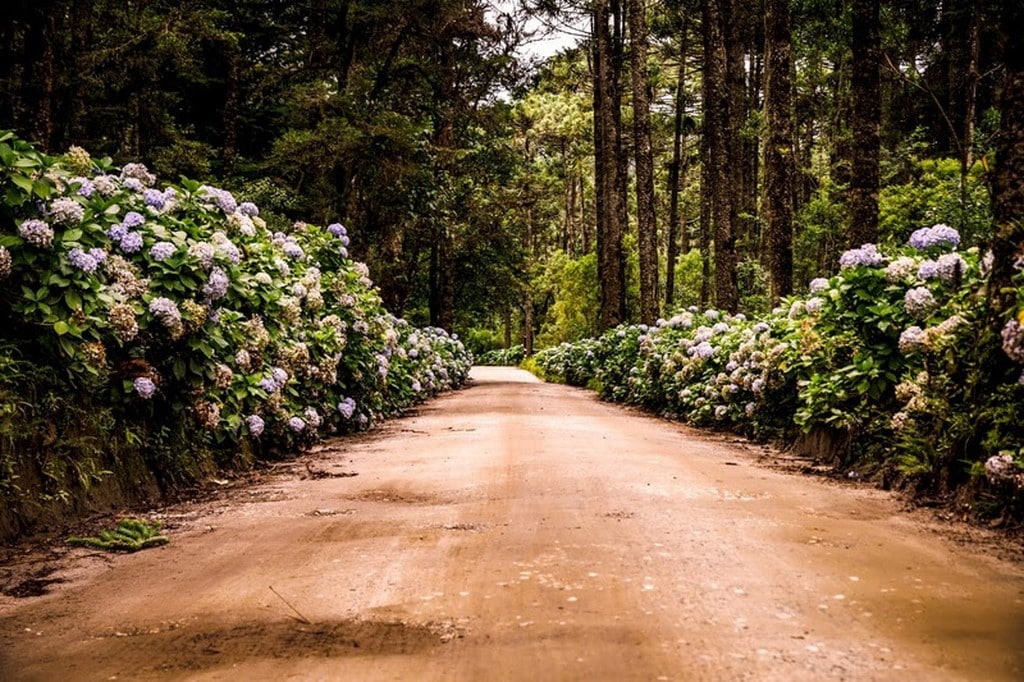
{"left": 2, "top": 0, "right": 1024, "bottom": 532}
{"left": 2, "top": 0, "right": 1020, "bottom": 345}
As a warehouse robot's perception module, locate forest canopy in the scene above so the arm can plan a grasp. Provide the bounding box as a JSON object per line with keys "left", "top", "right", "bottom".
{"left": 1, "top": 0, "right": 1016, "bottom": 351}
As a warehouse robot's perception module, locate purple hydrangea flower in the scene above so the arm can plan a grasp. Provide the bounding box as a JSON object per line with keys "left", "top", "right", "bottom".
{"left": 122, "top": 211, "right": 145, "bottom": 229}
{"left": 73, "top": 177, "right": 95, "bottom": 198}
{"left": 122, "top": 177, "right": 144, "bottom": 193}
{"left": 898, "top": 325, "right": 926, "bottom": 353}
{"left": 271, "top": 367, "right": 289, "bottom": 386}
{"left": 239, "top": 202, "right": 259, "bottom": 217}
{"left": 199, "top": 185, "right": 237, "bottom": 214}
{"left": 909, "top": 223, "right": 960, "bottom": 251}
{"left": 258, "top": 377, "right": 278, "bottom": 392}
{"left": 839, "top": 243, "right": 884, "bottom": 269}
{"left": 338, "top": 397, "right": 356, "bottom": 419}
{"left": 149, "top": 297, "right": 182, "bottom": 325}
{"left": 303, "top": 407, "right": 322, "bottom": 429}
{"left": 809, "top": 277, "right": 829, "bottom": 293}
{"left": 133, "top": 377, "right": 157, "bottom": 398}
{"left": 1001, "top": 319, "right": 1024, "bottom": 362}
{"left": 690, "top": 341, "right": 715, "bottom": 360}
{"left": 917, "top": 260, "right": 940, "bottom": 280}
{"left": 288, "top": 416, "right": 306, "bottom": 433}
{"left": 935, "top": 253, "right": 967, "bottom": 283}
{"left": 92, "top": 175, "right": 118, "bottom": 196}
{"left": 49, "top": 197, "right": 85, "bottom": 225}
{"left": 246, "top": 414, "right": 265, "bottom": 436}
{"left": 121, "top": 162, "right": 156, "bottom": 186}
{"left": 214, "top": 238, "right": 241, "bottom": 265}
{"left": 119, "top": 231, "right": 143, "bottom": 253}
{"left": 188, "top": 242, "right": 215, "bottom": 270}
{"left": 108, "top": 223, "right": 128, "bottom": 242}
{"left": 68, "top": 247, "right": 99, "bottom": 273}
{"left": 19, "top": 219, "right": 54, "bottom": 247}
{"left": 143, "top": 188, "right": 166, "bottom": 210}
{"left": 327, "top": 223, "right": 346, "bottom": 237}
{"left": 202, "top": 267, "right": 229, "bottom": 301}
{"left": 339, "top": 247, "right": 349, "bottom": 258}
{"left": 904, "top": 286, "right": 937, "bottom": 319}
{"left": 283, "top": 242, "right": 305, "bottom": 259}
{"left": 88, "top": 247, "right": 108, "bottom": 264}
{"left": 149, "top": 241, "right": 176, "bottom": 261}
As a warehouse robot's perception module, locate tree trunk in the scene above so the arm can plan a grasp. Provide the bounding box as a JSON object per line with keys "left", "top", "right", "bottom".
{"left": 704, "top": 0, "right": 738, "bottom": 312}
{"left": 65, "top": 0, "right": 92, "bottom": 146}
{"left": 723, "top": 0, "right": 744, "bottom": 309}
{"left": 666, "top": 41, "right": 688, "bottom": 308}
{"left": 593, "top": 0, "right": 627, "bottom": 330}
{"left": 988, "top": 0, "right": 1024, "bottom": 330}
{"left": 628, "top": 0, "right": 659, "bottom": 324}
{"left": 848, "top": 0, "right": 880, "bottom": 248}
{"left": 27, "top": 12, "right": 56, "bottom": 149}
{"left": 699, "top": 77, "right": 712, "bottom": 308}
{"left": 946, "top": 1, "right": 981, "bottom": 224}
{"left": 763, "top": 0, "right": 794, "bottom": 304}
{"left": 222, "top": 44, "right": 240, "bottom": 176}
{"left": 612, "top": 0, "right": 629, "bottom": 320}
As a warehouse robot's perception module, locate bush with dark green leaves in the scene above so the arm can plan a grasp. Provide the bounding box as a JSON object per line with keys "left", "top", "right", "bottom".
{"left": 0, "top": 131, "right": 471, "bottom": 522}
{"left": 535, "top": 227, "right": 1024, "bottom": 504}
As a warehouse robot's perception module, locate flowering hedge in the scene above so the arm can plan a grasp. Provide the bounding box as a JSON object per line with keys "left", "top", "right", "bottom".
{"left": 0, "top": 131, "right": 470, "bottom": 469}
{"left": 474, "top": 345, "right": 526, "bottom": 366}
{"left": 535, "top": 225, "right": 1024, "bottom": 498}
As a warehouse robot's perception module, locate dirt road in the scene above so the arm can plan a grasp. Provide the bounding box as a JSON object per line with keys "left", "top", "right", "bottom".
{"left": 1, "top": 366, "right": 1022, "bottom": 681}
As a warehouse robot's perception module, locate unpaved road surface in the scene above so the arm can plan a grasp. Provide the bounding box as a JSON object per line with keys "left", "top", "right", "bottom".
{"left": 2, "top": 367, "right": 1023, "bottom": 681}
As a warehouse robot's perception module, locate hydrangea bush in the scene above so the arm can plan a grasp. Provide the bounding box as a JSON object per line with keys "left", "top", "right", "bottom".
{"left": 475, "top": 345, "right": 527, "bottom": 367}
{"left": 536, "top": 224, "right": 1024, "bottom": 497}
{"left": 0, "top": 131, "right": 470, "bottom": 465}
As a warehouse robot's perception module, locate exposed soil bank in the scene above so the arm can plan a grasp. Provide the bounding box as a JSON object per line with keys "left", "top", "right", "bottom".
{"left": 1, "top": 366, "right": 1022, "bottom": 680}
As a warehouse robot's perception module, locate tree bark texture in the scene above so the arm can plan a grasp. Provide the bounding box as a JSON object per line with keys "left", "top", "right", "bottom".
{"left": 988, "top": 0, "right": 1024, "bottom": 326}
{"left": 703, "top": 0, "right": 739, "bottom": 312}
{"left": 763, "top": 0, "right": 794, "bottom": 304}
{"left": 593, "top": 0, "right": 627, "bottom": 330}
{"left": 848, "top": 0, "right": 880, "bottom": 248}
{"left": 628, "top": 0, "right": 659, "bottom": 324}
{"left": 666, "top": 41, "right": 688, "bottom": 308}
{"left": 698, "top": 60, "right": 712, "bottom": 308}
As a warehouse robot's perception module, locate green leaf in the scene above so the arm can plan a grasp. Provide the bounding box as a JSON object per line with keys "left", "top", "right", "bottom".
{"left": 65, "top": 290, "right": 82, "bottom": 310}
{"left": 32, "top": 180, "right": 53, "bottom": 198}
{"left": 11, "top": 174, "right": 33, "bottom": 192}
{"left": 58, "top": 336, "right": 75, "bottom": 357}
{"left": 53, "top": 320, "right": 70, "bottom": 335}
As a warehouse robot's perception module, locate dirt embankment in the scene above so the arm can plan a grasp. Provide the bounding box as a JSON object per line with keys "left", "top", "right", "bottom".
{"left": 2, "top": 366, "right": 1022, "bottom": 680}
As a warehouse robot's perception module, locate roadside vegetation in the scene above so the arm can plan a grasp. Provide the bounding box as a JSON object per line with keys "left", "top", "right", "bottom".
{"left": 0, "top": 134, "right": 471, "bottom": 540}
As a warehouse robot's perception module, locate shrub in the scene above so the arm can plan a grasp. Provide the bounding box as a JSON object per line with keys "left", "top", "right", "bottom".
{"left": 535, "top": 224, "right": 1024, "bottom": 504}
{"left": 0, "top": 131, "right": 472, "bottom": 519}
